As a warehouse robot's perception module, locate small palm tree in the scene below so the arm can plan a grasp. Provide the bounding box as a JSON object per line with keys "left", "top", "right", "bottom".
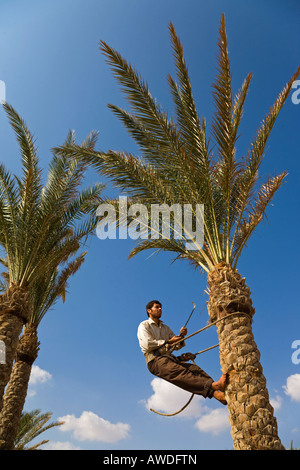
{"left": 14, "top": 409, "right": 64, "bottom": 450}
{"left": 56, "top": 14, "right": 299, "bottom": 449}
{"left": 0, "top": 252, "right": 86, "bottom": 449}
{"left": 0, "top": 103, "right": 104, "bottom": 412}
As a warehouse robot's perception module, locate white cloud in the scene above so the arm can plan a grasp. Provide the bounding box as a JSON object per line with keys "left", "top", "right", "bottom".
{"left": 58, "top": 411, "right": 130, "bottom": 443}
{"left": 27, "top": 389, "right": 37, "bottom": 398}
{"left": 195, "top": 408, "right": 230, "bottom": 435}
{"left": 29, "top": 365, "right": 52, "bottom": 385}
{"left": 27, "top": 365, "right": 52, "bottom": 396}
{"left": 270, "top": 395, "right": 283, "bottom": 411}
{"left": 143, "top": 378, "right": 230, "bottom": 436}
{"left": 283, "top": 374, "right": 300, "bottom": 402}
{"left": 143, "top": 378, "right": 205, "bottom": 418}
{"left": 42, "top": 441, "right": 81, "bottom": 450}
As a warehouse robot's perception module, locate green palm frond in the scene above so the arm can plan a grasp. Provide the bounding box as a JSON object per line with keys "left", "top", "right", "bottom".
{"left": 100, "top": 40, "right": 184, "bottom": 169}
{"left": 30, "top": 251, "right": 87, "bottom": 325}
{"left": 0, "top": 163, "right": 20, "bottom": 268}
{"left": 14, "top": 409, "right": 64, "bottom": 450}
{"left": 3, "top": 104, "right": 43, "bottom": 259}
{"left": 167, "top": 22, "right": 223, "bottom": 263}
{"left": 229, "top": 70, "right": 299, "bottom": 261}
{"left": 232, "top": 171, "right": 287, "bottom": 264}
{"left": 168, "top": 22, "right": 203, "bottom": 157}
{"left": 100, "top": 39, "right": 207, "bottom": 206}
{"left": 210, "top": 16, "right": 253, "bottom": 264}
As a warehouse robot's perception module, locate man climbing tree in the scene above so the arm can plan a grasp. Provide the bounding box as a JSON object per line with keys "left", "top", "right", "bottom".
{"left": 137, "top": 300, "right": 227, "bottom": 405}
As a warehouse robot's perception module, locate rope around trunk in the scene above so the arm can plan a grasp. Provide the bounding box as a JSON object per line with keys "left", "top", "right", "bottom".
{"left": 170, "top": 311, "right": 251, "bottom": 351}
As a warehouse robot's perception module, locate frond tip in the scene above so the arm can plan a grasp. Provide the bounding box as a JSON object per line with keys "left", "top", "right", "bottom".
{"left": 232, "top": 171, "right": 287, "bottom": 265}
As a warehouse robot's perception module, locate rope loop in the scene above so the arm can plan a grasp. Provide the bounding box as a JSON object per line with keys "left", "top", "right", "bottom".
{"left": 150, "top": 311, "right": 251, "bottom": 417}
{"left": 150, "top": 393, "right": 194, "bottom": 417}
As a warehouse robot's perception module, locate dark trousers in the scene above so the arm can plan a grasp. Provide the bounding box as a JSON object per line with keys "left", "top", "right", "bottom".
{"left": 147, "top": 354, "right": 214, "bottom": 399}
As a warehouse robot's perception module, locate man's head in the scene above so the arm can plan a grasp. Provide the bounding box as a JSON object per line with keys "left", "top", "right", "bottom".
{"left": 146, "top": 300, "right": 162, "bottom": 321}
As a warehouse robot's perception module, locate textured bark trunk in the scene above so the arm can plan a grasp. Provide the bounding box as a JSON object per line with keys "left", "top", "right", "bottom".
{"left": 0, "top": 284, "right": 30, "bottom": 412}
{"left": 207, "top": 263, "right": 284, "bottom": 450}
{"left": 0, "top": 324, "right": 39, "bottom": 450}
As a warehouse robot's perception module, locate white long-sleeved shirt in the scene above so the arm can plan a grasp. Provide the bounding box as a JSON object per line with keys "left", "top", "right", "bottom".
{"left": 137, "top": 318, "right": 185, "bottom": 363}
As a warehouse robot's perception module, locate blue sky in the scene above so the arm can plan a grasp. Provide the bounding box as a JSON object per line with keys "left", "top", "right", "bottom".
{"left": 0, "top": 0, "right": 299, "bottom": 450}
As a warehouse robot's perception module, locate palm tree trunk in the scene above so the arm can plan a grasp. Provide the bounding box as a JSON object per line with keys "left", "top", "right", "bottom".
{"left": 0, "top": 284, "right": 30, "bottom": 412}
{"left": 0, "top": 323, "right": 39, "bottom": 450}
{"left": 207, "top": 263, "right": 284, "bottom": 450}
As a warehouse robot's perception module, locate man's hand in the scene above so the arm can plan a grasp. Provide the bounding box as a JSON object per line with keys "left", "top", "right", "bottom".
{"left": 179, "top": 326, "right": 187, "bottom": 337}
{"left": 167, "top": 326, "right": 187, "bottom": 345}
{"left": 178, "top": 352, "right": 196, "bottom": 362}
{"left": 167, "top": 335, "right": 184, "bottom": 345}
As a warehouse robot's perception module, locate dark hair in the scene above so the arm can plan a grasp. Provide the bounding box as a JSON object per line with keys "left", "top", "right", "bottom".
{"left": 146, "top": 300, "right": 162, "bottom": 316}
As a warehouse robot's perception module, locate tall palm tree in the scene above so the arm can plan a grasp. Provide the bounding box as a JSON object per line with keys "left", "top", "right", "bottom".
{"left": 0, "top": 252, "right": 86, "bottom": 449}
{"left": 55, "top": 15, "right": 299, "bottom": 449}
{"left": 0, "top": 103, "right": 104, "bottom": 412}
{"left": 14, "top": 409, "right": 64, "bottom": 450}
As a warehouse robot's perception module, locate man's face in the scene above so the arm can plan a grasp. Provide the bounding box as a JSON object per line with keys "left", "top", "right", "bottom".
{"left": 148, "top": 303, "right": 162, "bottom": 322}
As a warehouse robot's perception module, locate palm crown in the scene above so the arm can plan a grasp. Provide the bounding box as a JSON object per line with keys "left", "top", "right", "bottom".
{"left": 56, "top": 14, "right": 299, "bottom": 273}
{"left": 0, "top": 103, "right": 104, "bottom": 289}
